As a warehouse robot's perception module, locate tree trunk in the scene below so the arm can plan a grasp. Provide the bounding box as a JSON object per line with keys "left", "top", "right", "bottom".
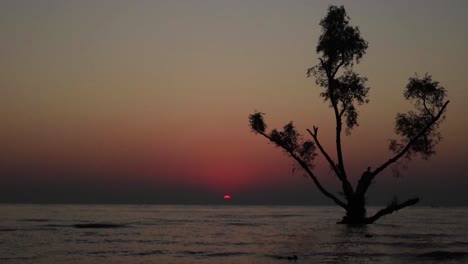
{"left": 339, "top": 194, "right": 367, "bottom": 225}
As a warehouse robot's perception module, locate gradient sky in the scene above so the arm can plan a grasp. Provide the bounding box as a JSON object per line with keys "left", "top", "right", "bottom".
{"left": 1, "top": 0, "right": 467, "bottom": 205}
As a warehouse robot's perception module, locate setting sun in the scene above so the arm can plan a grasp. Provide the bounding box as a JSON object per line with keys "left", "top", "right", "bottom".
{"left": 224, "top": 195, "right": 231, "bottom": 200}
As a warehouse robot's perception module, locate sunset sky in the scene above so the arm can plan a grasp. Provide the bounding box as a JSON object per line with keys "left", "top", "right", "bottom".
{"left": 1, "top": 0, "right": 467, "bottom": 205}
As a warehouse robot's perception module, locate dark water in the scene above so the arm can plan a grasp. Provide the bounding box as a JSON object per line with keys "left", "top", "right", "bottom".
{"left": 1, "top": 205, "right": 467, "bottom": 263}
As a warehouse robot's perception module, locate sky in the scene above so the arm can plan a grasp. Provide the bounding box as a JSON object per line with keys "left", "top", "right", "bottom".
{"left": 1, "top": 0, "right": 467, "bottom": 205}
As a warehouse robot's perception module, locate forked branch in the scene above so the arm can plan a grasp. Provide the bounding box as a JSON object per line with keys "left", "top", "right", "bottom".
{"left": 257, "top": 131, "right": 347, "bottom": 209}
{"left": 307, "top": 127, "right": 354, "bottom": 198}
{"left": 307, "top": 127, "right": 340, "bottom": 176}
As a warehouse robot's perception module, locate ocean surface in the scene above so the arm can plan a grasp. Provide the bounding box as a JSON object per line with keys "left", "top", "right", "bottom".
{"left": 0, "top": 204, "right": 467, "bottom": 264}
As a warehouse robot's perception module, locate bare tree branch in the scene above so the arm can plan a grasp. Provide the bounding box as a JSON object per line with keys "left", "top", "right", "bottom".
{"left": 307, "top": 127, "right": 354, "bottom": 198}
{"left": 422, "top": 96, "right": 435, "bottom": 118}
{"left": 332, "top": 99, "right": 348, "bottom": 180}
{"left": 332, "top": 58, "right": 346, "bottom": 78}
{"left": 258, "top": 131, "right": 347, "bottom": 209}
{"left": 355, "top": 167, "right": 372, "bottom": 196}
{"left": 319, "top": 58, "right": 331, "bottom": 79}
{"left": 307, "top": 127, "right": 340, "bottom": 175}
{"left": 322, "top": 76, "right": 353, "bottom": 198}
{"left": 366, "top": 198, "right": 419, "bottom": 224}
{"left": 371, "top": 100, "right": 449, "bottom": 179}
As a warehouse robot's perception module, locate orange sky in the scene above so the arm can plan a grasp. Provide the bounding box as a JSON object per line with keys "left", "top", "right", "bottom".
{"left": 1, "top": 0, "right": 467, "bottom": 204}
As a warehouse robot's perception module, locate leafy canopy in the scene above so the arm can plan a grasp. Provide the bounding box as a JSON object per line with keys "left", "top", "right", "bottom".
{"left": 390, "top": 74, "right": 447, "bottom": 160}
{"left": 308, "top": 5, "right": 369, "bottom": 134}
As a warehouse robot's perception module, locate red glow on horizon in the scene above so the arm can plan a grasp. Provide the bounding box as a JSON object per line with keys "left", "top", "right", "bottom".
{"left": 224, "top": 194, "right": 231, "bottom": 200}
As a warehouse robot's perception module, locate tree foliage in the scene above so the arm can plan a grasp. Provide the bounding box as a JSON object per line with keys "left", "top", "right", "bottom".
{"left": 390, "top": 74, "right": 448, "bottom": 160}
{"left": 308, "top": 5, "right": 370, "bottom": 134}
{"left": 249, "top": 112, "right": 317, "bottom": 167}
{"left": 315, "top": 6, "right": 368, "bottom": 72}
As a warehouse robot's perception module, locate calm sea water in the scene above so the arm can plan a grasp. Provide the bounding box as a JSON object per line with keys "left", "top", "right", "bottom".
{"left": 0, "top": 204, "right": 467, "bottom": 263}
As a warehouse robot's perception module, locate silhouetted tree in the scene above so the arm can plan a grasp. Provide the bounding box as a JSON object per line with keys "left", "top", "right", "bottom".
{"left": 249, "top": 5, "right": 449, "bottom": 224}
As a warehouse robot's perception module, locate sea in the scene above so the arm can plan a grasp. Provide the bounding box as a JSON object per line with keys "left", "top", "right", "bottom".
{"left": 0, "top": 204, "right": 467, "bottom": 264}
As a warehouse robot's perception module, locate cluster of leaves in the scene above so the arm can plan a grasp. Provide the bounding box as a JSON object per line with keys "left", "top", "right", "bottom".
{"left": 316, "top": 5, "right": 368, "bottom": 73}
{"left": 249, "top": 112, "right": 317, "bottom": 167}
{"left": 405, "top": 74, "right": 447, "bottom": 115}
{"left": 390, "top": 74, "right": 447, "bottom": 160}
{"left": 307, "top": 5, "right": 370, "bottom": 134}
{"left": 331, "top": 71, "right": 369, "bottom": 133}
